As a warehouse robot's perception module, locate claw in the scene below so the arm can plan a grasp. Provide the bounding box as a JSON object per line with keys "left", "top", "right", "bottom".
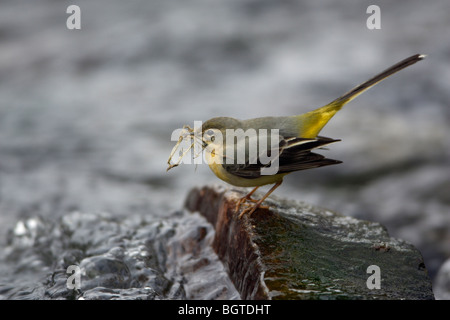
{"left": 235, "top": 195, "right": 258, "bottom": 212}
{"left": 237, "top": 202, "right": 269, "bottom": 219}
{"left": 235, "top": 180, "right": 283, "bottom": 219}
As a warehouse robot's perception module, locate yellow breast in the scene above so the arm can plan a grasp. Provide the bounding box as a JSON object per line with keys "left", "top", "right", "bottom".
{"left": 208, "top": 162, "right": 286, "bottom": 187}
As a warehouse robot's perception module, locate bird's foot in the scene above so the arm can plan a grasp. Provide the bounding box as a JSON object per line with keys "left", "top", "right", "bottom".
{"left": 236, "top": 199, "right": 269, "bottom": 219}
{"left": 235, "top": 195, "right": 258, "bottom": 212}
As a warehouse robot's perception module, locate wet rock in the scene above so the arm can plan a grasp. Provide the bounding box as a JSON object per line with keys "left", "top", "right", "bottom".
{"left": 1, "top": 211, "right": 239, "bottom": 300}
{"left": 185, "top": 185, "right": 435, "bottom": 300}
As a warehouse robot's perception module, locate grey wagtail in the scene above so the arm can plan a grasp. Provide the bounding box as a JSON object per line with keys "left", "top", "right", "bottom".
{"left": 167, "top": 54, "right": 425, "bottom": 218}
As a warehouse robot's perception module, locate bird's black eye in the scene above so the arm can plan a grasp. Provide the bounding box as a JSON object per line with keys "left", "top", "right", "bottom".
{"left": 205, "top": 129, "right": 216, "bottom": 142}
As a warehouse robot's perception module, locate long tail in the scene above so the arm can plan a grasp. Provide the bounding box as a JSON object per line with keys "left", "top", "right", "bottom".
{"left": 296, "top": 54, "right": 426, "bottom": 138}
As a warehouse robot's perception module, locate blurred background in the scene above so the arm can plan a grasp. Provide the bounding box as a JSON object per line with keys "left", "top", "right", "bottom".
{"left": 0, "top": 0, "right": 449, "bottom": 299}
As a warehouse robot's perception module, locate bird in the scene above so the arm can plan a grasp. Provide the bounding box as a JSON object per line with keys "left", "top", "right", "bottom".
{"left": 167, "top": 54, "right": 425, "bottom": 218}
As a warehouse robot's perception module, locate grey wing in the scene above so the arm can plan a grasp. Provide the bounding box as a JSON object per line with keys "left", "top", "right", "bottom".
{"left": 223, "top": 136, "right": 342, "bottom": 179}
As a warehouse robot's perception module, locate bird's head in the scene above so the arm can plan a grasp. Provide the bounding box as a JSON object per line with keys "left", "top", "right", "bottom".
{"left": 200, "top": 117, "right": 241, "bottom": 147}
{"left": 166, "top": 117, "right": 241, "bottom": 171}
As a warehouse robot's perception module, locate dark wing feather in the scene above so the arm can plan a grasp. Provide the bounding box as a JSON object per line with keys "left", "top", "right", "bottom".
{"left": 223, "top": 136, "right": 342, "bottom": 179}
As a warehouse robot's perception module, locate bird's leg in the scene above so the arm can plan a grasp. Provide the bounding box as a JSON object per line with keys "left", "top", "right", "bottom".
{"left": 235, "top": 186, "right": 260, "bottom": 212}
{"left": 238, "top": 180, "right": 283, "bottom": 219}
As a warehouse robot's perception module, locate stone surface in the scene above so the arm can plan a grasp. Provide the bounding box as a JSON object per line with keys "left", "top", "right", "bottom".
{"left": 0, "top": 211, "right": 239, "bottom": 300}
{"left": 185, "top": 185, "right": 435, "bottom": 300}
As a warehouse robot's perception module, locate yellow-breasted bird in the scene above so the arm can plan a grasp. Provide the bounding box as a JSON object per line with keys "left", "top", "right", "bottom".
{"left": 167, "top": 54, "right": 425, "bottom": 218}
